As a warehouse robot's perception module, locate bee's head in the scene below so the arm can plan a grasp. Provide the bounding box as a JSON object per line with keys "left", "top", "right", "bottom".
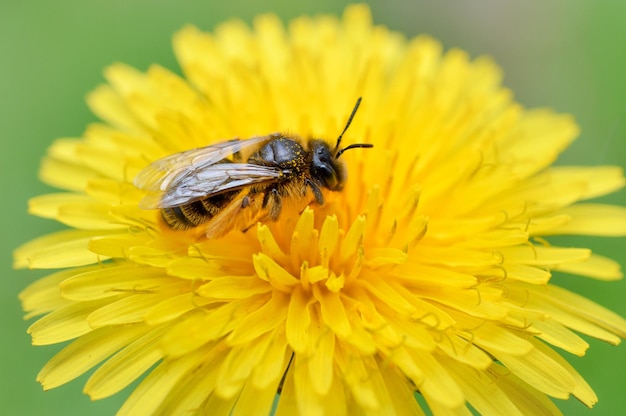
{"left": 310, "top": 140, "right": 346, "bottom": 191}
{"left": 311, "top": 97, "right": 373, "bottom": 191}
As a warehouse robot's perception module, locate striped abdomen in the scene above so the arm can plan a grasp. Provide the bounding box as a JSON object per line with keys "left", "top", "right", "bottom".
{"left": 161, "top": 190, "right": 239, "bottom": 230}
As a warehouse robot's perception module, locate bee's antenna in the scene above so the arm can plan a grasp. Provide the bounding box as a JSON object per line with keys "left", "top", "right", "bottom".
{"left": 333, "top": 97, "right": 373, "bottom": 158}
{"left": 335, "top": 143, "right": 374, "bottom": 159}
{"left": 333, "top": 97, "right": 362, "bottom": 154}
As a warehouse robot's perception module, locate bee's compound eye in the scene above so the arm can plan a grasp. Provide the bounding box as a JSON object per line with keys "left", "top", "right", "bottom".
{"left": 310, "top": 141, "right": 341, "bottom": 190}
{"left": 320, "top": 166, "right": 339, "bottom": 190}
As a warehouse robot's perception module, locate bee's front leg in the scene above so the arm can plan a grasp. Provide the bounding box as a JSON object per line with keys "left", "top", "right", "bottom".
{"left": 306, "top": 179, "right": 324, "bottom": 205}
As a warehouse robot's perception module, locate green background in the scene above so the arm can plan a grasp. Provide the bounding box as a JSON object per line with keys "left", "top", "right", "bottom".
{"left": 2, "top": 1, "right": 625, "bottom": 414}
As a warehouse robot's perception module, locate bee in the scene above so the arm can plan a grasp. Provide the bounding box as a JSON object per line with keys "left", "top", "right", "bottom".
{"left": 134, "top": 98, "right": 373, "bottom": 238}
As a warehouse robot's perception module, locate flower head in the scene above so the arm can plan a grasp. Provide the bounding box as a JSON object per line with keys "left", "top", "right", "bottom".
{"left": 15, "top": 5, "right": 626, "bottom": 415}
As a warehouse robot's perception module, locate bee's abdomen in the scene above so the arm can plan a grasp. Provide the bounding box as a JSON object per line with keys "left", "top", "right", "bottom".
{"left": 161, "top": 191, "right": 238, "bottom": 230}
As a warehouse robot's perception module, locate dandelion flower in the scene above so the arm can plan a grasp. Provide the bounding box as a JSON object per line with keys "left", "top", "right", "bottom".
{"left": 15, "top": 4, "right": 626, "bottom": 415}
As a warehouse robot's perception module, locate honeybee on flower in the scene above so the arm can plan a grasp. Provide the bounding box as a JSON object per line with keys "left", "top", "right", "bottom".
{"left": 14, "top": 4, "right": 626, "bottom": 416}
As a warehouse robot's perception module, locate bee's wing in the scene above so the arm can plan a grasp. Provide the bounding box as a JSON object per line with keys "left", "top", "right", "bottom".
{"left": 139, "top": 163, "right": 284, "bottom": 209}
{"left": 134, "top": 135, "right": 275, "bottom": 193}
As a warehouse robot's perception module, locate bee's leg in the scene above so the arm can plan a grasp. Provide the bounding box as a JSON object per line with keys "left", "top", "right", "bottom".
{"left": 262, "top": 188, "right": 282, "bottom": 220}
{"left": 241, "top": 221, "right": 257, "bottom": 233}
{"left": 306, "top": 179, "right": 324, "bottom": 205}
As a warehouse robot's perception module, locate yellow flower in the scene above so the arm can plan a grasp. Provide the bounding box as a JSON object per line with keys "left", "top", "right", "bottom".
{"left": 14, "top": 4, "right": 626, "bottom": 415}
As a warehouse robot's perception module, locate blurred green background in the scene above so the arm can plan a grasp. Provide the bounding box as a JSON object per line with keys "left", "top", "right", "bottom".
{"left": 2, "top": 0, "right": 625, "bottom": 414}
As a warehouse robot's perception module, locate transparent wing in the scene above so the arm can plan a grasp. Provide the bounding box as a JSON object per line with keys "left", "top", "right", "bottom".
{"left": 139, "top": 163, "right": 284, "bottom": 209}
{"left": 134, "top": 135, "right": 275, "bottom": 192}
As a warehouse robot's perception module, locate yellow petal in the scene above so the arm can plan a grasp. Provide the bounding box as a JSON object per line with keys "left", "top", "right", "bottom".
{"left": 14, "top": 230, "right": 114, "bottom": 269}
{"left": 28, "top": 193, "right": 92, "bottom": 219}
{"left": 251, "top": 330, "right": 289, "bottom": 390}
{"left": 161, "top": 305, "right": 238, "bottom": 357}
{"left": 28, "top": 299, "right": 113, "bottom": 345}
{"left": 436, "top": 333, "right": 493, "bottom": 370}
{"left": 19, "top": 267, "right": 84, "bottom": 318}
{"left": 230, "top": 377, "right": 278, "bottom": 416}
{"left": 198, "top": 275, "right": 271, "bottom": 299}
{"left": 84, "top": 326, "right": 166, "bottom": 399}
{"left": 379, "top": 363, "right": 426, "bottom": 416}
{"left": 440, "top": 356, "right": 524, "bottom": 416}
{"left": 494, "top": 364, "right": 562, "bottom": 416}
{"left": 319, "top": 214, "right": 339, "bottom": 268}
{"left": 39, "top": 146, "right": 98, "bottom": 191}
{"left": 531, "top": 319, "right": 589, "bottom": 356}
{"left": 410, "top": 349, "right": 465, "bottom": 409}
{"left": 307, "top": 318, "right": 335, "bottom": 395}
{"left": 548, "top": 204, "right": 626, "bottom": 236}
{"left": 497, "top": 345, "right": 576, "bottom": 400}
{"left": 285, "top": 286, "right": 311, "bottom": 354}
{"left": 334, "top": 344, "right": 380, "bottom": 411}
{"left": 154, "top": 345, "right": 227, "bottom": 415}
{"left": 86, "top": 84, "right": 144, "bottom": 133}
{"left": 117, "top": 348, "right": 209, "bottom": 416}
{"left": 554, "top": 253, "right": 623, "bottom": 280}
{"left": 253, "top": 253, "right": 299, "bottom": 292}
{"left": 498, "top": 110, "right": 578, "bottom": 179}
{"left": 291, "top": 206, "right": 316, "bottom": 266}
{"left": 292, "top": 356, "right": 325, "bottom": 416}
{"left": 144, "top": 293, "right": 211, "bottom": 325}
{"left": 88, "top": 234, "right": 146, "bottom": 258}
{"left": 87, "top": 293, "right": 173, "bottom": 327}
{"left": 550, "top": 166, "right": 625, "bottom": 200}
{"left": 165, "top": 256, "right": 223, "bottom": 279}
{"left": 227, "top": 292, "right": 288, "bottom": 345}
{"left": 217, "top": 332, "right": 273, "bottom": 398}
{"left": 504, "top": 264, "right": 552, "bottom": 284}
{"left": 60, "top": 263, "right": 180, "bottom": 301}
{"left": 499, "top": 245, "right": 590, "bottom": 266}
{"left": 256, "top": 223, "right": 290, "bottom": 265}
{"left": 365, "top": 247, "right": 408, "bottom": 268}
{"left": 37, "top": 325, "right": 147, "bottom": 390}
{"left": 313, "top": 287, "right": 352, "bottom": 338}
{"left": 339, "top": 215, "right": 366, "bottom": 264}
{"left": 536, "top": 284, "right": 626, "bottom": 339}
